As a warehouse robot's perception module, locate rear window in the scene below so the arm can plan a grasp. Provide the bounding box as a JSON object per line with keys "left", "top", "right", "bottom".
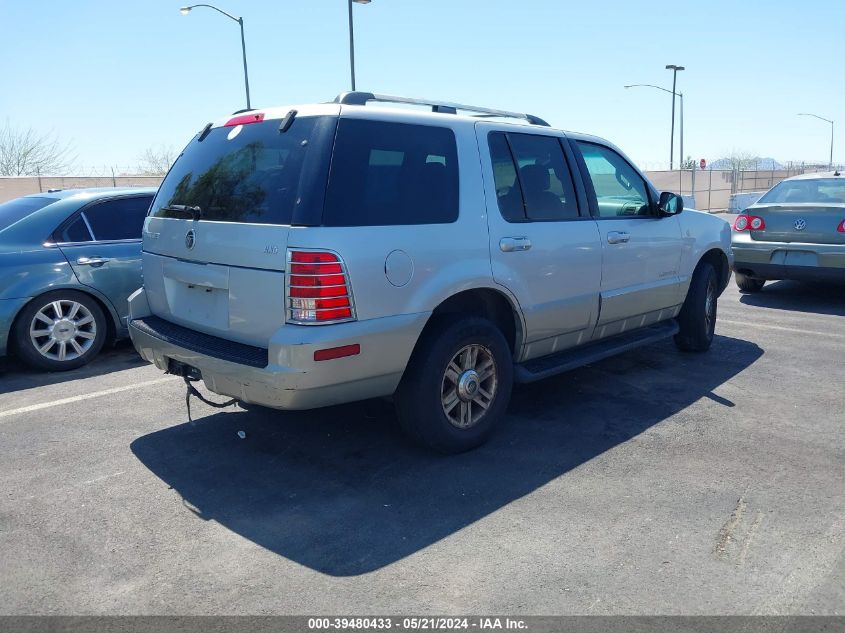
{"left": 323, "top": 119, "right": 459, "bottom": 226}
{"left": 0, "top": 197, "right": 57, "bottom": 232}
{"left": 150, "top": 116, "right": 335, "bottom": 225}
{"left": 758, "top": 178, "right": 845, "bottom": 204}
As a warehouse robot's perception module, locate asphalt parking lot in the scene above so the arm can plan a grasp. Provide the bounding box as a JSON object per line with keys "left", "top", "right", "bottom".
{"left": 0, "top": 278, "right": 843, "bottom": 615}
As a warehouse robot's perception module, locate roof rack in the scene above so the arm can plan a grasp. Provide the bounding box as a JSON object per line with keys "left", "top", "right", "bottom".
{"left": 334, "top": 92, "right": 550, "bottom": 127}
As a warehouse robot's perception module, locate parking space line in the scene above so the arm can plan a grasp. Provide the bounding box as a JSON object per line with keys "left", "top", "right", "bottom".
{"left": 0, "top": 377, "right": 175, "bottom": 422}
{"left": 717, "top": 319, "right": 845, "bottom": 339}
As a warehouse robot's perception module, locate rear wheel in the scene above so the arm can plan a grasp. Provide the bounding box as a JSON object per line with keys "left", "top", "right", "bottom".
{"left": 675, "top": 262, "right": 718, "bottom": 353}
{"left": 395, "top": 317, "right": 513, "bottom": 454}
{"left": 735, "top": 272, "right": 765, "bottom": 293}
{"left": 13, "top": 290, "right": 107, "bottom": 371}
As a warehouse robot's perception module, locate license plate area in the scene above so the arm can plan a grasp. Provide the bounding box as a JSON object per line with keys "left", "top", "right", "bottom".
{"left": 164, "top": 278, "right": 230, "bottom": 329}
{"left": 784, "top": 251, "right": 819, "bottom": 267}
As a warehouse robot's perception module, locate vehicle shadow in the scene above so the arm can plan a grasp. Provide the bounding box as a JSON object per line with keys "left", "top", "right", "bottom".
{"left": 738, "top": 280, "right": 845, "bottom": 317}
{"left": 0, "top": 340, "right": 145, "bottom": 395}
{"left": 130, "top": 334, "right": 762, "bottom": 577}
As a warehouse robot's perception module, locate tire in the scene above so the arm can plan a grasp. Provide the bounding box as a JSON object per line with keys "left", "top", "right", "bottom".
{"left": 674, "top": 262, "right": 718, "bottom": 353}
{"left": 13, "top": 290, "right": 108, "bottom": 371}
{"left": 735, "top": 272, "right": 765, "bottom": 293}
{"left": 395, "top": 316, "right": 513, "bottom": 454}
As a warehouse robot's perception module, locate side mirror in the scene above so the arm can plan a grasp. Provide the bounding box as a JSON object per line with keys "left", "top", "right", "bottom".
{"left": 658, "top": 191, "right": 684, "bottom": 216}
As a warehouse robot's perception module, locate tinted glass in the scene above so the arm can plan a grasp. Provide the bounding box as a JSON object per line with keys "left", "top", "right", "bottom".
{"left": 323, "top": 119, "right": 459, "bottom": 226}
{"left": 489, "top": 133, "right": 523, "bottom": 222}
{"left": 505, "top": 133, "right": 578, "bottom": 221}
{"left": 758, "top": 178, "right": 845, "bottom": 204}
{"left": 151, "top": 116, "right": 330, "bottom": 225}
{"left": 56, "top": 216, "right": 92, "bottom": 243}
{"left": 577, "top": 142, "right": 651, "bottom": 218}
{"left": 0, "top": 197, "right": 57, "bottom": 232}
{"left": 84, "top": 196, "right": 152, "bottom": 241}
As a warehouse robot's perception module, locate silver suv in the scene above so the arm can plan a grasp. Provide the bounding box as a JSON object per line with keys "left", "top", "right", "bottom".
{"left": 129, "top": 92, "right": 732, "bottom": 453}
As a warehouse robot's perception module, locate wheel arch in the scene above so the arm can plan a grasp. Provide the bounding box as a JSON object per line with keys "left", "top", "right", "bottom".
{"left": 697, "top": 248, "right": 731, "bottom": 295}
{"left": 420, "top": 287, "right": 524, "bottom": 357}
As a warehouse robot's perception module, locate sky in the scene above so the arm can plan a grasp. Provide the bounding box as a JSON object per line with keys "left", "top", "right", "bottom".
{"left": 2, "top": 0, "right": 843, "bottom": 174}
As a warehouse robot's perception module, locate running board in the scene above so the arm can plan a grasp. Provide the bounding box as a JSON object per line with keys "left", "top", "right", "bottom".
{"left": 514, "top": 321, "right": 680, "bottom": 384}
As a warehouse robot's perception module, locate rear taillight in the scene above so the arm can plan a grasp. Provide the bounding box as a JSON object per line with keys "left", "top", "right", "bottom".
{"left": 286, "top": 250, "right": 356, "bottom": 324}
{"left": 733, "top": 213, "right": 766, "bottom": 231}
{"left": 838, "top": 219, "right": 845, "bottom": 233}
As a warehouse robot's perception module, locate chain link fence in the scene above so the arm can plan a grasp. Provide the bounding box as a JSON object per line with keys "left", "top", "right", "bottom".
{"left": 645, "top": 163, "right": 840, "bottom": 212}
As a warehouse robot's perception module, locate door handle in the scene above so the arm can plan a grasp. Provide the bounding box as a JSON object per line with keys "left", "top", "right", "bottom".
{"left": 606, "top": 231, "right": 630, "bottom": 244}
{"left": 76, "top": 256, "right": 111, "bottom": 267}
{"left": 499, "top": 237, "right": 532, "bottom": 252}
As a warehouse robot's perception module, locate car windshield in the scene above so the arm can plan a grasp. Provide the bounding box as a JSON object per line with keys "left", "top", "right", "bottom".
{"left": 758, "top": 178, "right": 845, "bottom": 205}
{"left": 0, "top": 196, "right": 58, "bottom": 232}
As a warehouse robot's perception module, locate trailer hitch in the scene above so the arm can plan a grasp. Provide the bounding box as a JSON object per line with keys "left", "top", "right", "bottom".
{"left": 168, "top": 361, "right": 237, "bottom": 423}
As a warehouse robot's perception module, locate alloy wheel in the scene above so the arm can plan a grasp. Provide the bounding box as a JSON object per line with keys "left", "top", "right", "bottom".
{"left": 704, "top": 278, "right": 716, "bottom": 333}
{"left": 441, "top": 344, "right": 498, "bottom": 429}
{"left": 29, "top": 300, "right": 97, "bottom": 362}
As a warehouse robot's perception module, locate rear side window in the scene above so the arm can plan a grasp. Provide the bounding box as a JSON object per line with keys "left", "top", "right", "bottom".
{"left": 488, "top": 132, "right": 579, "bottom": 221}
{"left": 84, "top": 196, "right": 152, "bottom": 241}
{"left": 0, "top": 197, "right": 57, "bottom": 232}
{"left": 323, "top": 119, "right": 459, "bottom": 226}
{"left": 56, "top": 216, "right": 92, "bottom": 243}
{"left": 151, "top": 116, "right": 334, "bottom": 225}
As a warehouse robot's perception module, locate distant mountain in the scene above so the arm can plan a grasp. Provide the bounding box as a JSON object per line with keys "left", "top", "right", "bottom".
{"left": 708, "top": 157, "right": 784, "bottom": 170}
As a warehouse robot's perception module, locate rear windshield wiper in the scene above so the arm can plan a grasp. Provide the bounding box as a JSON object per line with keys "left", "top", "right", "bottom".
{"left": 161, "top": 204, "right": 203, "bottom": 220}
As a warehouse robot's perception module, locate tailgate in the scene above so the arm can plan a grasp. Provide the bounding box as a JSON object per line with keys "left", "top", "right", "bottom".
{"left": 142, "top": 219, "right": 289, "bottom": 347}
{"left": 138, "top": 108, "right": 339, "bottom": 347}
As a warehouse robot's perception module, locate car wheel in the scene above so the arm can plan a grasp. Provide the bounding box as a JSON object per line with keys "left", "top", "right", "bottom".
{"left": 675, "top": 262, "right": 718, "bottom": 353}
{"left": 13, "top": 290, "right": 107, "bottom": 371}
{"left": 395, "top": 316, "right": 513, "bottom": 454}
{"left": 735, "top": 272, "right": 765, "bottom": 293}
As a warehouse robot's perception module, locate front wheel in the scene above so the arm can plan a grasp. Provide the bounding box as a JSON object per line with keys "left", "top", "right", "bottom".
{"left": 13, "top": 290, "right": 107, "bottom": 371}
{"left": 675, "top": 262, "right": 718, "bottom": 353}
{"left": 395, "top": 317, "right": 513, "bottom": 454}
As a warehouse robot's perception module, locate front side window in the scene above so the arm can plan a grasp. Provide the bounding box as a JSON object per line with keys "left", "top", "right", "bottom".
{"left": 323, "top": 119, "right": 459, "bottom": 226}
{"left": 489, "top": 132, "right": 579, "bottom": 222}
{"left": 576, "top": 142, "right": 652, "bottom": 218}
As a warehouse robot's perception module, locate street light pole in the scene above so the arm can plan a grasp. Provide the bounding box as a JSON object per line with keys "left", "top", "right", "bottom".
{"left": 624, "top": 83, "right": 684, "bottom": 169}
{"left": 679, "top": 91, "right": 684, "bottom": 169}
{"left": 180, "top": 4, "right": 251, "bottom": 110}
{"left": 665, "top": 65, "right": 685, "bottom": 170}
{"left": 348, "top": 0, "right": 371, "bottom": 92}
{"left": 797, "top": 112, "right": 834, "bottom": 169}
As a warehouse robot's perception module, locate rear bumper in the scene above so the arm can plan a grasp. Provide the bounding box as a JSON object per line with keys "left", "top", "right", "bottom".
{"left": 732, "top": 262, "right": 845, "bottom": 282}
{"left": 732, "top": 238, "right": 845, "bottom": 282}
{"left": 0, "top": 297, "right": 30, "bottom": 357}
{"left": 127, "top": 288, "right": 429, "bottom": 410}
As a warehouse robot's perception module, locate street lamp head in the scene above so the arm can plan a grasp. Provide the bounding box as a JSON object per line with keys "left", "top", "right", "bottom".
{"left": 179, "top": 6, "right": 191, "bottom": 15}
{"left": 665, "top": 64, "right": 685, "bottom": 71}
{"left": 352, "top": 0, "right": 372, "bottom": 3}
